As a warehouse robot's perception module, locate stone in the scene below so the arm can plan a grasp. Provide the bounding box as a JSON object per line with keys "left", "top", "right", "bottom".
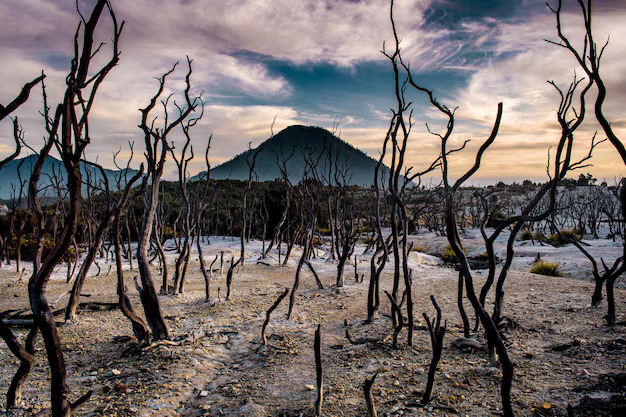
{"left": 237, "top": 402, "right": 267, "bottom": 417}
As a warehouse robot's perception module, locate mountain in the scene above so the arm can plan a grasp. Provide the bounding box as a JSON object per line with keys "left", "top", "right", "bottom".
{"left": 200, "top": 125, "right": 389, "bottom": 186}
{"left": 0, "top": 154, "right": 139, "bottom": 201}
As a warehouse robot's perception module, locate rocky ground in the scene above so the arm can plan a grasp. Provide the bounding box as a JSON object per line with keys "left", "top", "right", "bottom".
{"left": 0, "top": 236, "right": 625, "bottom": 416}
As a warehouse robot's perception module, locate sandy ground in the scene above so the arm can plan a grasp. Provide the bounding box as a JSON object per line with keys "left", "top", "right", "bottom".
{"left": 0, "top": 235, "right": 624, "bottom": 416}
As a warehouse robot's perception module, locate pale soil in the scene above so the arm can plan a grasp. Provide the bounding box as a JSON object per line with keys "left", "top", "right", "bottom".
{"left": 0, "top": 239, "right": 625, "bottom": 417}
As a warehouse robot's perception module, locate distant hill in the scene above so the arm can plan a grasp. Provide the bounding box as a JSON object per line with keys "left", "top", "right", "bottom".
{"left": 197, "top": 125, "right": 390, "bottom": 186}
{"left": 0, "top": 154, "right": 139, "bottom": 201}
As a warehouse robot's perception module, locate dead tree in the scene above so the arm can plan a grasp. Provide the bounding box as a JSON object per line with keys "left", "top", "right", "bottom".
{"left": 0, "top": 321, "right": 37, "bottom": 410}
{"left": 385, "top": 290, "right": 405, "bottom": 349}
{"left": 0, "top": 73, "right": 45, "bottom": 124}
{"left": 385, "top": 1, "right": 513, "bottom": 413}
{"left": 170, "top": 98, "right": 205, "bottom": 294}
{"left": 379, "top": 4, "right": 456, "bottom": 343}
{"left": 226, "top": 256, "right": 241, "bottom": 301}
{"left": 547, "top": 0, "right": 626, "bottom": 326}
{"left": 65, "top": 146, "right": 139, "bottom": 322}
{"left": 26, "top": 77, "right": 57, "bottom": 276}
{"left": 155, "top": 184, "right": 169, "bottom": 294}
{"left": 367, "top": 131, "right": 393, "bottom": 322}
{"left": 137, "top": 57, "right": 201, "bottom": 340}
{"left": 459, "top": 67, "right": 599, "bottom": 339}
{"left": 0, "top": 78, "right": 45, "bottom": 208}
{"left": 366, "top": 236, "right": 390, "bottom": 322}
{"left": 287, "top": 150, "right": 323, "bottom": 319}
{"left": 421, "top": 295, "right": 446, "bottom": 404}
{"left": 261, "top": 288, "right": 289, "bottom": 345}
{"left": 240, "top": 143, "right": 262, "bottom": 269}
{"left": 362, "top": 372, "right": 379, "bottom": 417}
{"left": 457, "top": 271, "right": 471, "bottom": 338}
{"left": 0, "top": 118, "right": 30, "bottom": 266}
{"left": 7, "top": 162, "right": 28, "bottom": 274}
{"left": 262, "top": 148, "right": 294, "bottom": 260}
{"left": 314, "top": 323, "right": 323, "bottom": 416}
{"left": 24, "top": 1, "right": 122, "bottom": 414}
{"left": 195, "top": 137, "right": 214, "bottom": 301}
{"left": 287, "top": 226, "right": 314, "bottom": 319}
{"left": 113, "top": 176, "right": 151, "bottom": 345}
{"left": 439, "top": 103, "right": 513, "bottom": 417}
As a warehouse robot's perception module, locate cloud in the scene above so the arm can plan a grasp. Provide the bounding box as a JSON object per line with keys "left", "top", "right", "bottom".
{"left": 447, "top": 5, "right": 626, "bottom": 181}
{"left": 1, "top": 0, "right": 625, "bottom": 185}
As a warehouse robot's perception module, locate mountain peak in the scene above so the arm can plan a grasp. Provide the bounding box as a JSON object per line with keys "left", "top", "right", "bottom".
{"left": 207, "top": 125, "right": 383, "bottom": 186}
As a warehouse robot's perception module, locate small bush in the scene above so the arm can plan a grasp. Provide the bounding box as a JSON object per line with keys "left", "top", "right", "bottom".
{"left": 473, "top": 251, "right": 490, "bottom": 260}
{"left": 520, "top": 230, "right": 533, "bottom": 241}
{"left": 8, "top": 234, "right": 76, "bottom": 263}
{"left": 442, "top": 245, "right": 458, "bottom": 263}
{"left": 362, "top": 236, "right": 376, "bottom": 245}
{"left": 547, "top": 229, "right": 581, "bottom": 247}
{"left": 411, "top": 245, "right": 426, "bottom": 253}
{"left": 312, "top": 237, "right": 325, "bottom": 247}
{"left": 529, "top": 261, "right": 563, "bottom": 277}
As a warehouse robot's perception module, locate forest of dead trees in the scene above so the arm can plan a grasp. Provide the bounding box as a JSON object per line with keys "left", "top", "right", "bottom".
{"left": 0, "top": 0, "right": 624, "bottom": 416}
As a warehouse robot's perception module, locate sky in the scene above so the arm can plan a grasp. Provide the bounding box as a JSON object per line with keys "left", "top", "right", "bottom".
{"left": 0, "top": 0, "right": 624, "bottom": 185}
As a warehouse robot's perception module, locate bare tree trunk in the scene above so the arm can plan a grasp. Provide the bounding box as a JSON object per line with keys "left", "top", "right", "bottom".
{"left": 261, "top": 288, "right": 289, "bottom": 345}
{"left": 240, "top": 145, "right": 262, "bottom": 269}
{"left": 421, "top": 296, "right": 446, "bottom": 404}
{"left": 136, "top": 59, "right": 201, "bottom": 340}
{"left": 114, "top": 216, "right": 150, "bottom": 344}
{"left": 136, "top": 180, "right": 169, "bottom": 339}
{"left": 362, "top": 372, "right": 378, "bottom": 417}
{"left": 385, "top": 290, "right": 404, "bottom": 349}
{"left": 0, "top": 322, "right": 37, "bottom": 409}
{"left": 66, "top": 209, "right": 114, "bottom": 321}
{"left": 26, "top": 2, "right": 120, "bottom": 414}
{"left": 197, "top": 234, "right": 211, "bottom": 301}
{"left": 457, "top": 271, "right": 470, "bottom": 338}
{"left": 226, "top": 256, "right": 241, "bottom": 301}
{"left": 287, "top": 229, "right": 311, "bottom": 319}
{"left": 314, "top": 324, "right": 323, "bottom": 417}
{"left": 125, "top": 217, "right": 133, "bottom": 271}
{"left": 154, "top": 215, "right": 169, "bottom": 295}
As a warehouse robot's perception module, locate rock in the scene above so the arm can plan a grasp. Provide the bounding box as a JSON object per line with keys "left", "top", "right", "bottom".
{"left": 305, "top": 384, "right": 315, "bottom": 390}
{"left": 345, "top": 397, "right": 361, "bottom": 406}
{"left": 111, "top": 369, "right": 121, "bottom": 376}
{"left": 199, "top": 390, "right": 208, "bottom": 397}
{"left": 237, "top": 402, "right": 267, "bottom": 417}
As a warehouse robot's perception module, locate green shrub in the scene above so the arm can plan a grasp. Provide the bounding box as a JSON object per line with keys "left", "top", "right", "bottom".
{"left": 9, "top": 234, "right": 76, "bottom": 263}
{"left": 442, "top": 245, "right": 458, "bottom": 263}
{"left": 362, "top": 236, "right": 376, "bottom": 245}
{"left": 520, "top": 230, "right": 533, "bottom": 241}
{"left": 547, "top": 229, "right": 581, "bottom": 247}
{"left": 529, "top": 261, "right": 563, "bottom": 277}
{"left": 411, "top": 245, "right": 426, "bottom": 253}
{"left": 473, "top": 251, "right": 490, "bottom": 260}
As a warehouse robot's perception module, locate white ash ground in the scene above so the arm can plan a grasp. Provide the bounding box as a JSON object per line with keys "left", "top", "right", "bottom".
{"left": 0, "top": 231, "right": 624, "bottom": 416}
